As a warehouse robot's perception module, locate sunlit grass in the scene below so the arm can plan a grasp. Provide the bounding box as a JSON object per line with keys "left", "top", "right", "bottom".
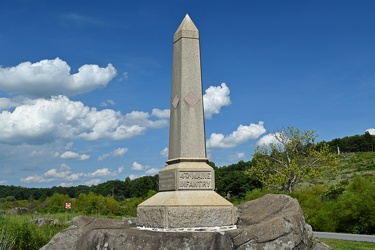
{"left": 320, "top": 238, "right": 375, "bottom": 250}
{"left": 0, "top": 213, "right": 70, "bottom": 250}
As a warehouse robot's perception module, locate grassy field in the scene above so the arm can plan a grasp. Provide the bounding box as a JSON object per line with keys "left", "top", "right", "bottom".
{"left": 0, "top": 213, "right": 70, "bottom": 250}
{"left": 320, "top": 238, "right": 375, "bottom": 250}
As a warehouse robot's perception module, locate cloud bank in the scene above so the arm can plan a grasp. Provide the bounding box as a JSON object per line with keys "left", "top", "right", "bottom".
{"left": 20, "top": 164, "right": 123, "bottom": 185}
{"left": 0, "top": 58, "right": 117, "bottom": 97}
{"left": 0, "top": 95, "right": 168, "bottom": 145}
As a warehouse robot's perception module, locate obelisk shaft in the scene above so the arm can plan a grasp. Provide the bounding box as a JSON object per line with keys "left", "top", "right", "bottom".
{"left": 168, "top": 14, "right": 207, "bottom": 162}
{"left": 137, "top": 15, "right": 236, "bottom": 229}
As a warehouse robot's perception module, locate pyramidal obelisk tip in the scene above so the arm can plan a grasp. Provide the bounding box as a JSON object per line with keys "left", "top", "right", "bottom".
{"left": 174, "top": 14, "right": 199, "bottom": 42}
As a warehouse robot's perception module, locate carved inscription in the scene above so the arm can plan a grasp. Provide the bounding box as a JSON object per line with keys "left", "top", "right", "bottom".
{"left": 159, "top": 170, "right": 176, "bottom": 191}
{"left": 178, "top": 171, "right": 212, "bottom": 189}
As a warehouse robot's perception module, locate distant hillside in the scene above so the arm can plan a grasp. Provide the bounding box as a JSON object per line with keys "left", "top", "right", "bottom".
{"left": 336, "top": 151, "right": 375, "bottom": 182}
{"left": 323, "top": 131, "right": 375, "bottom": 153}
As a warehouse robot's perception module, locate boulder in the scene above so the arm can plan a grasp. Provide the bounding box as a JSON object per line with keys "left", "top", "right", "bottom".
{"left": 41, "top": 194, "right": 332, "bottom": 250}
{"left": 6, "top": 207, "right": 33, "bottom": 215}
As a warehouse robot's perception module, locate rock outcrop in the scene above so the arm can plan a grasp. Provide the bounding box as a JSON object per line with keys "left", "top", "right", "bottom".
{"left": 6, "top": 207, "right": 34, "bottom": 215}
{"left": 41, "top": 194, "right": 332, "bottom": 250}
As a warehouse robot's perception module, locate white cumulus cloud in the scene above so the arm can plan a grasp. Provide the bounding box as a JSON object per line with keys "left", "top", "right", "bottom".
{"left": 366, "top": 128, "right": 375, "bottom": 135}
{"left": 152, "top": 108, "right": 170, "bottom": 119}
{"left": 203, "top": 83, "right": 231, "bottom": 119}
{"left": 0, "top": 58, "right": 117, "bottom": 97}
{"left": 60, "top": 151, "right": 90, "bottom": 160}
{"left": 132, "top": 162, "right": 145, "bottom": 171}
{"left": 0, "top": 95, "right": 168, "bottom": 145}
{"left": 207, "top": 121, "right": 266, "bottom": 149}
{"left": 256, "top": 132, "right": 284, "bottom": 147}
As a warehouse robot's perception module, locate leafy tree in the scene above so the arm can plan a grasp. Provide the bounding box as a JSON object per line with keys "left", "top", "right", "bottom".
{"left": 248, "top": 127, "right": 338, "bottom": 193}
{"left": 45, "top": 193, "right": 71, "bottom": 213}
{"left": 129, "top": 175, "right": 158, "bottom": 198}
{"left": 215, "top": 160, "right": 261, "bottom": 199}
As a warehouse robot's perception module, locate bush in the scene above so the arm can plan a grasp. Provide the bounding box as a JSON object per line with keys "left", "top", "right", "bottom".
{"left": 292, "top": 185, "right": 337, "bottom": 232}
{"left": 337, "top": 175, "right": 375, "bottom": 234}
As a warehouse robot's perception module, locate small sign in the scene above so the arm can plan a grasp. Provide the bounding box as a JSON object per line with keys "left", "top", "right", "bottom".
{"left": 65, "top": 202, "right": 71, "bottom": 209}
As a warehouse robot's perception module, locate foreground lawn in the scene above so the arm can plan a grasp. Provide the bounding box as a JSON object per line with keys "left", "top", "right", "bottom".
{"left": 320, "top": 238, "right": 375, "bottom": 250}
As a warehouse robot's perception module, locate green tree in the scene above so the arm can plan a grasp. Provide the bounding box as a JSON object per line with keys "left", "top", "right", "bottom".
{"left": 248, "top": 127, "right": 338, "bottom": 193}
{"left": 45, "top": 193, "right": 71, "bottom": 213}
{"left": 215, "top": 160, "right": 261, "bottom": 199}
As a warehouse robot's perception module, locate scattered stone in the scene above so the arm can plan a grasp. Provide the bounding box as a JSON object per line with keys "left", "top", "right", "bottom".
{"left": 30, "top": 218, "right": 62, "bottom": 227}
{"left": 6, "top": 207, "right": 33, "bottom": 215}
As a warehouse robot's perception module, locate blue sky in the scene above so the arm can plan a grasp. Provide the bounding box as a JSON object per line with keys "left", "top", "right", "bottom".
{"left": 1, "top": 0, "right": 374, "bottom": 187}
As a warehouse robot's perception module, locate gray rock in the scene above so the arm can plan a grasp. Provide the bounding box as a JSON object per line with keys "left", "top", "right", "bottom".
{"left": 41, "top": 194, "right": 332, "bottom": 250}
{"left": 30, "top": 218, "right": 62, "bottom": 227}
{"left": 6, "top": 207, "right": 33, "bottom": 214}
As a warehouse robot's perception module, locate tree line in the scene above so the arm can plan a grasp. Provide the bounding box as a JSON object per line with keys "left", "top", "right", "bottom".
{"left": 323, "top": 131, "right": 375, "bottom": 153}
{"left": 0, "top": 175, "right": 159, "bottom": 202}
{"left": 0, "top": 162, "right": 261, "bottom": 204}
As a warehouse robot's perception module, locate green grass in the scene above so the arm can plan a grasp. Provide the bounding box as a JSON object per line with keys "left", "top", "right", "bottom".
{"left": 320, "top": 238, "right": 375, "bottom": 250}
{"left": 0, "top": 213, "right": 69, "bottom": 250}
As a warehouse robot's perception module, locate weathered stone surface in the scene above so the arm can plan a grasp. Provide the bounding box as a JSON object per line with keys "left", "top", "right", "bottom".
{"left": 228, "top": 194, "right": 326, "bottom": 249}
{"left": 41, "top": 194, "right": 332, "bottom": 250}
{"left": 137, "top": 190, "right": 236, "bottom": 228}
{"left": 6, "top": 207, "right": 34, "bottom": 214}
{"left": 30, "top": 218, "right": 61, "bottom": 227}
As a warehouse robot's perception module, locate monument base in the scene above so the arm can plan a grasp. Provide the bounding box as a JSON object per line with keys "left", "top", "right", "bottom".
{"left": 137, "top": 190, "right": 237, "bottom": 228}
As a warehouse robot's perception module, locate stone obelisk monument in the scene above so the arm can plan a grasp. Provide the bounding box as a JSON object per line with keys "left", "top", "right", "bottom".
{"left": 137, "top": 14, "right": 236, "bottom": 229}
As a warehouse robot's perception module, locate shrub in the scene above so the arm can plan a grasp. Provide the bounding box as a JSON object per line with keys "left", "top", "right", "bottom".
{"left": 337, "top": 175, "right": 375, "bottom": 234}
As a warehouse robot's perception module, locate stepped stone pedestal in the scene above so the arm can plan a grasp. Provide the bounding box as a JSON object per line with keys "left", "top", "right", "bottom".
{"left": 137, "top": 14, "right": 236, "bottom": 229}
